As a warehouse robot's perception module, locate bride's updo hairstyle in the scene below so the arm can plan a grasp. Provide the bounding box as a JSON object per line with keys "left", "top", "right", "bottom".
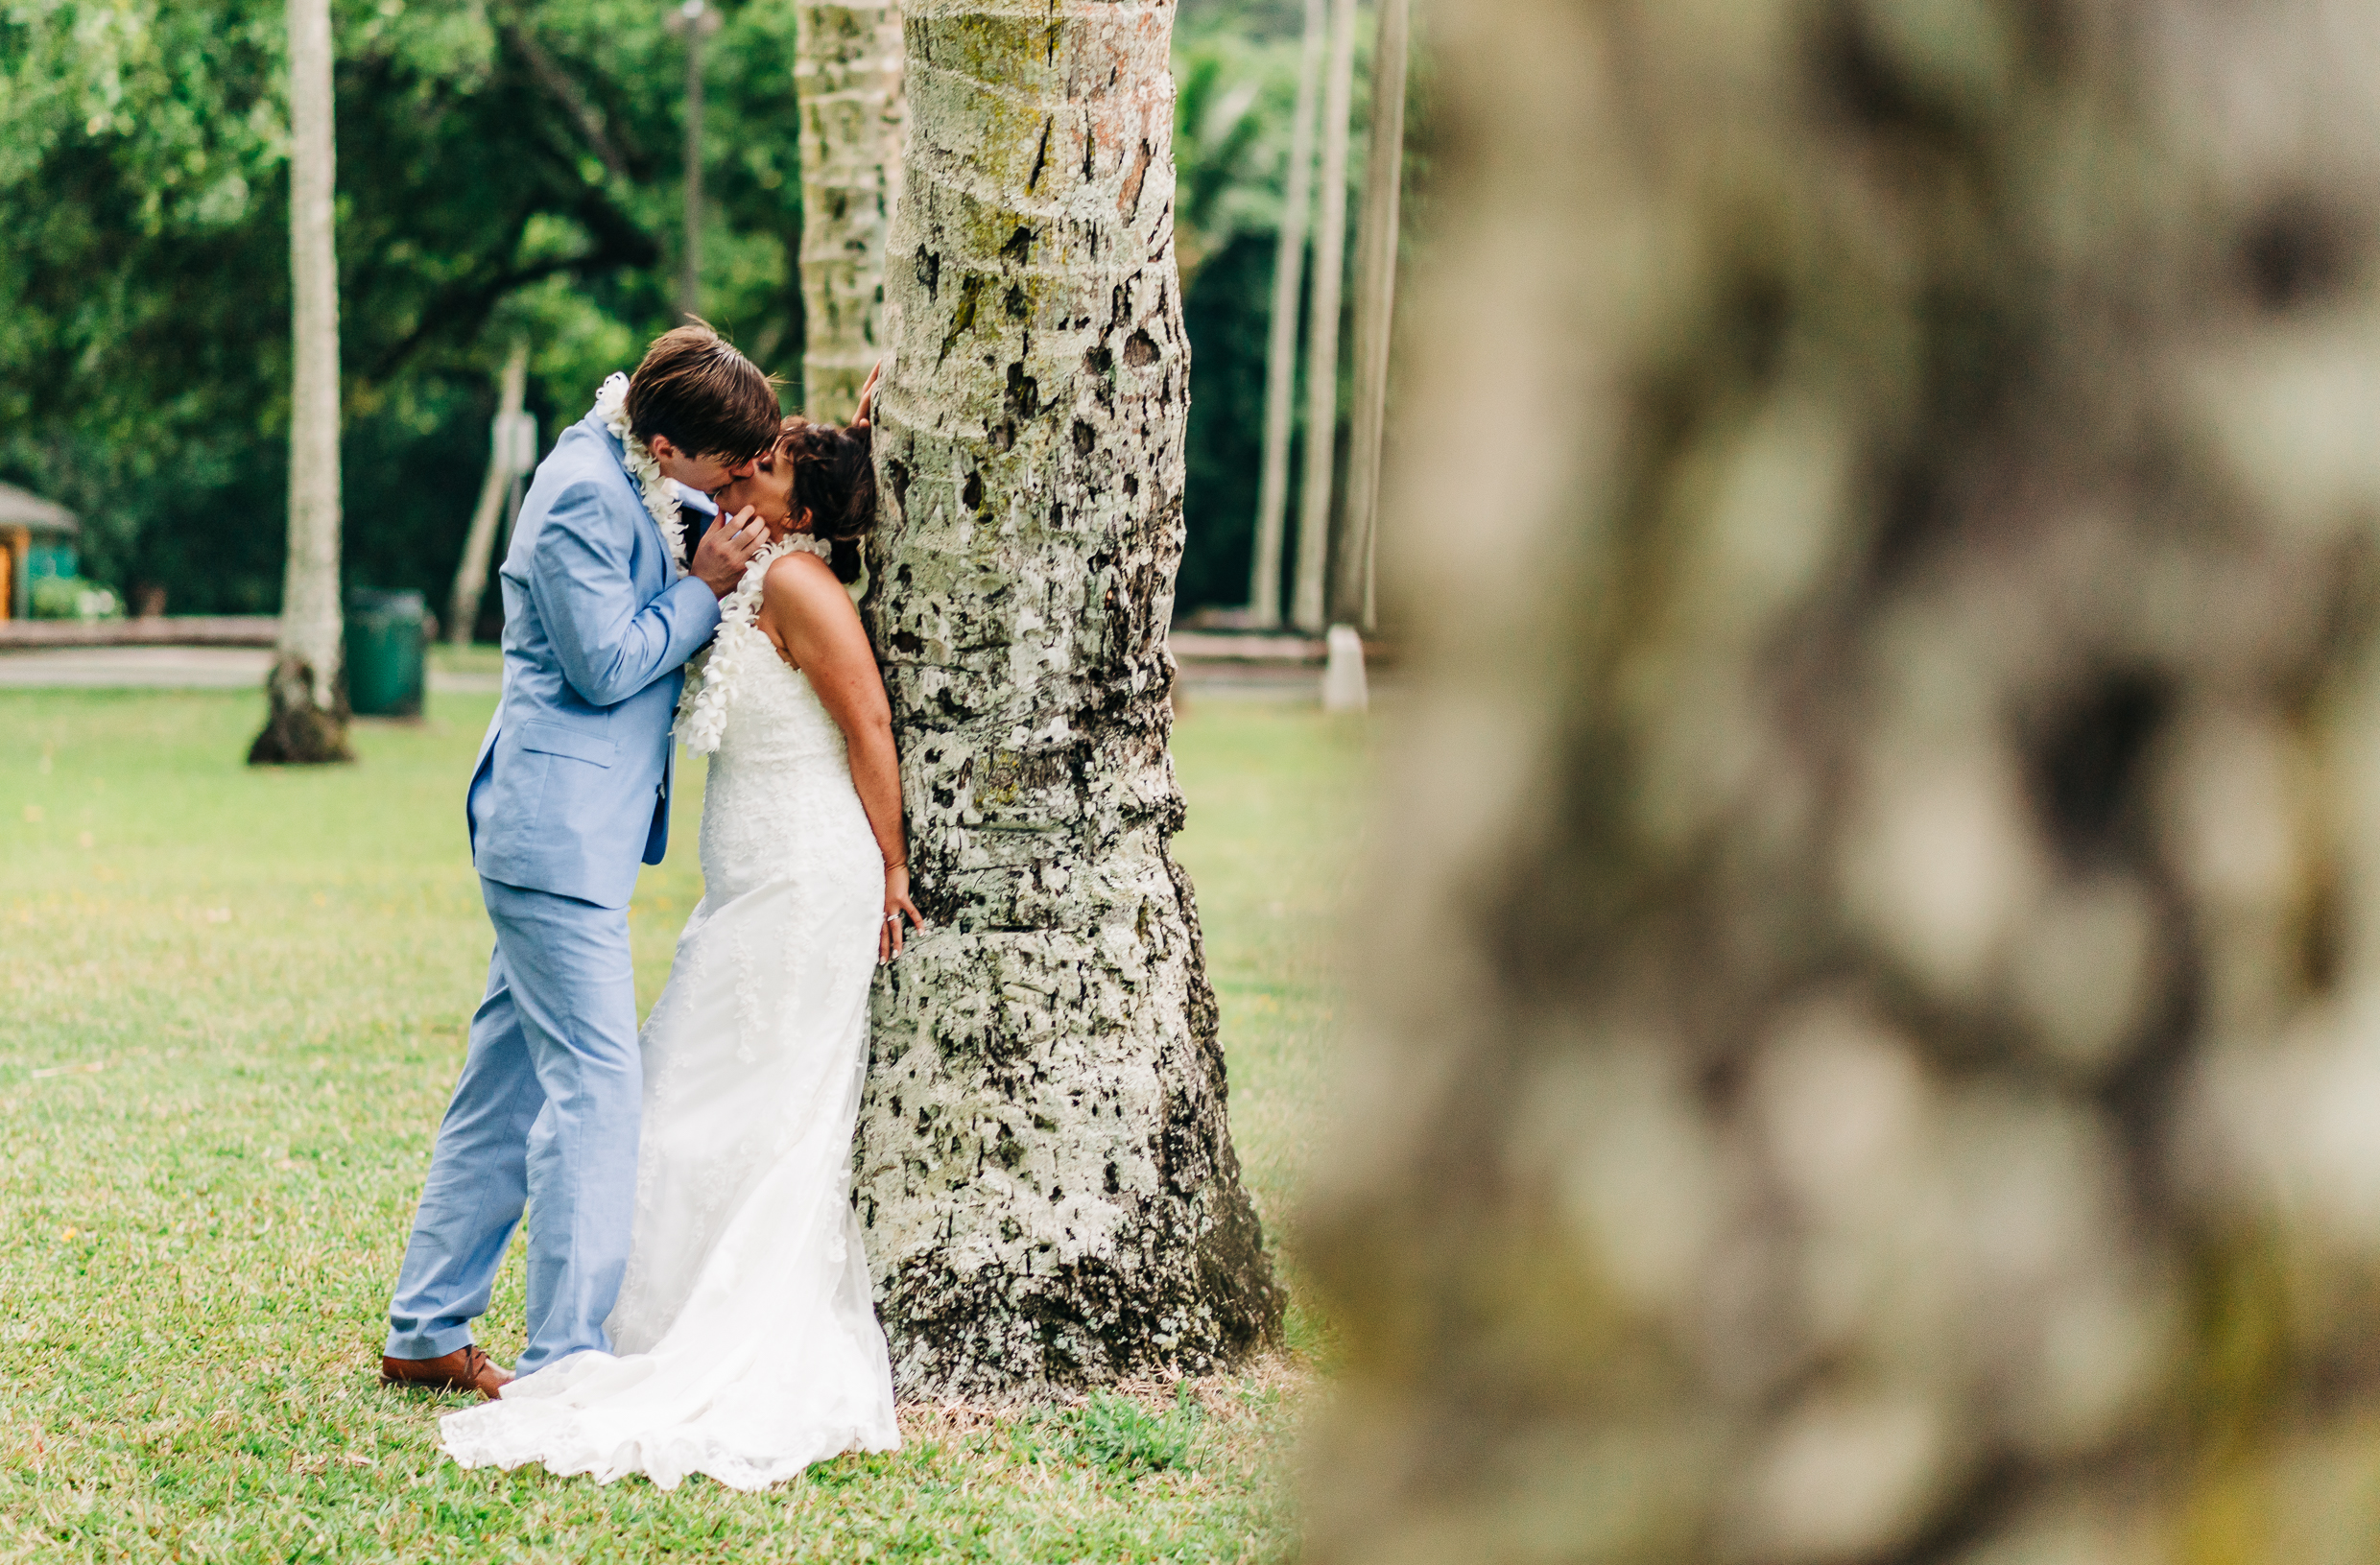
{"left": 780, "top": 417, "right": 877, "bottom": 584}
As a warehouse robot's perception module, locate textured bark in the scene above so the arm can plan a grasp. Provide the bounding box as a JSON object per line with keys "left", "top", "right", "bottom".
{"left": 1245, "top": 0, "right": 1325, "bottom": 628}
{"left": 797, "top": 0, "right": 904, "bottom": 422}
{"left": 254, "top": 0, "right": 347, "bottom": 766}
{"left": 1287, "top": 0, "right": 1356, "bottom": 633}
{"left": 852, "top": 0, "right": 1282, "bottom": 1398}
{"left": 1304, "top": 1, "right": 2380, "bottom": 1561}
{"left": 248, "top": 652, "right": 351, "bottom": 766}
{"left": 1331, "top": 0, "right": 1406, "bottom": 632}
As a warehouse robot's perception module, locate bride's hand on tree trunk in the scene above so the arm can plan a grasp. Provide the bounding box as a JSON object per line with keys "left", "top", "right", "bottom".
{"left": 881, "top": 865, "right": 923, "bottom": 962}
{"left": 852, "top": 360, "right": 883, "bottom": 429}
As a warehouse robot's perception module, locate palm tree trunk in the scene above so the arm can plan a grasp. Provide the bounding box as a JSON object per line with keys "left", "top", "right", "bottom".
{"left": 1302, "top": 0, "right": 2380, "bottom": 1558}
{"left": 1331, "top": 0, "right": 1406, "bottom": 632}
{"left": 797, "top": 0, "right": 903, "bottom": 422}
{"left": 678, "top": 3, "right": 709, "bottom": 321}
{"left": 252, "top": 0, "right": 348, "bottom": 766}
{"left": 1246, "top": 0, "right": 1326, "bottom": 628}
{"left": 853, "top": 0, "right": 1282, "bottom": 1398}
{"left": 1287, "top": 0, "right": 1357, "bottom": 634}
{"left": 445, "top": 343, "right": 530, "bottom": 648}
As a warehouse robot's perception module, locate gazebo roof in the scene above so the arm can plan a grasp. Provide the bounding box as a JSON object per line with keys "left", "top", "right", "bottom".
{"left": 0, "top": 483, "right": 77, "bottom": 535}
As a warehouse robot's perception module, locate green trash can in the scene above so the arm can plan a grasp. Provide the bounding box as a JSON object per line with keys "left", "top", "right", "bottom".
{"left": 345, "top": 589, "right": 427, "bottom": 718}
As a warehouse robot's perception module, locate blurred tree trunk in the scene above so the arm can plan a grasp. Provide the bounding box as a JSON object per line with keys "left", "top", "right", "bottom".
{"left": 252, "top": 0, "right": 348, "bottom": 766}
{"left": 851, "top": 0, "right": 1282, "bottom": 1397}
{"left": 1303, "top": 1, "right": 2380, "bottom": 1560}
{"left": 1288, "top": 0, "right": 1356, "bottom": 634}
{"left": 797, "top": 0, "right": 903, "bottom": 422}
{"left": 1246, "top": 0, "right": 1325, "bottom": 628}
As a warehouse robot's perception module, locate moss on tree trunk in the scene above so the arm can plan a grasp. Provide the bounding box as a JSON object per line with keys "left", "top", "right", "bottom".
{"left": 852, "top": 0, "right": 1282, "bottom": 1399}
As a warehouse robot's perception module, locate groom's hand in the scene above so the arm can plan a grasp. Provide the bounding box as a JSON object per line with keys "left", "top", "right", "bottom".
{"left": 690, "top": 507, "right": 769, "bottom": 599}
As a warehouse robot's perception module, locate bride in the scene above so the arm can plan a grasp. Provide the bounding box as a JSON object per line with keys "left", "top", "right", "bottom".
{"left": 439, "top": 391, "right": 920, "bottom": 1491}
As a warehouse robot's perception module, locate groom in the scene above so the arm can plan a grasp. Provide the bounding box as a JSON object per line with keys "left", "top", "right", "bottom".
{"left": 379, "top": 324, "right": 782, "bottom": 1398}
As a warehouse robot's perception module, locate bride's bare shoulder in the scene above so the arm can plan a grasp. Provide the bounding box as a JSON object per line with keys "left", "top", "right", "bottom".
{"left": 760, "top": 547, "right": 849, "bottom": 619}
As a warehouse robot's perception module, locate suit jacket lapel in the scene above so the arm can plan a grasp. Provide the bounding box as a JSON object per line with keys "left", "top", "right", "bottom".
{"left": 590, "top": 412, "right": 670, "bottom": 586}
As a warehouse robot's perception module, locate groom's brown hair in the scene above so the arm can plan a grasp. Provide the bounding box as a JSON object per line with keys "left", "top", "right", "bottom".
{"left": 624, "top": 321, "right": 782, "bottom": 462}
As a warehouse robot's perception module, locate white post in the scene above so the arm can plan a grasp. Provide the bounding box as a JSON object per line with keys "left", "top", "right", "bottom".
{"left": 1321, "top": 623, "right": 1368, "bottom": 712}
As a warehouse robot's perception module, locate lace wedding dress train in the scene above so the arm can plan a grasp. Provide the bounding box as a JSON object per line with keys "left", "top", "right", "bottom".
{"left": 440, "top": 562, "right": 899, "bottom": 1489}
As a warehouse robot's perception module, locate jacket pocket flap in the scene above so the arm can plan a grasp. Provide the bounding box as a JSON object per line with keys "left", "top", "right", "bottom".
{"left": 516, "top": 721, "right": 616, "bottom": 768}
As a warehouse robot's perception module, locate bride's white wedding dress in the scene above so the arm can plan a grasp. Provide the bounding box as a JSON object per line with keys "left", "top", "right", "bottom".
{"left": 440, "top": 565, "right": 899, "bottom": 1490}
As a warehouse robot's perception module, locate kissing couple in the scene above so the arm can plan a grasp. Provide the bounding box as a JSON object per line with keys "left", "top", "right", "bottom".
{"left": 376, "top": 323, "right": 921, "bottom": 1490}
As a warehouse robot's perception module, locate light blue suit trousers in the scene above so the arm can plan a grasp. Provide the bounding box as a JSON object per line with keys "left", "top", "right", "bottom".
{"left": 385, "top": 868, "right": 641, "bottom": 1372}
{"left": 387, "top": 411, "right": 719, "bottom": 1372}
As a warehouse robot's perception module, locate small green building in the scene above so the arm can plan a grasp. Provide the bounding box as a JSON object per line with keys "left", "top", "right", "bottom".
{"left": 0, "top": 482, "right": 78, "bottom": 621}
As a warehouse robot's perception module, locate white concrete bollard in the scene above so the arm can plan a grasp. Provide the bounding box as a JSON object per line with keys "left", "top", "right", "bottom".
{"left": 1322, "top": 624, "right": 1369, "bottom": 713}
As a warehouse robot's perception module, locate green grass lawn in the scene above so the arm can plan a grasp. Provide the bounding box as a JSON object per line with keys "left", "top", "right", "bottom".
{"left": 0, "top": 687, "right": 1368, "bottom": 1563}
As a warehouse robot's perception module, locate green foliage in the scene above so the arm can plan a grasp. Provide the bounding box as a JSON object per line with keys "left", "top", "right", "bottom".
{"left": 1180, "top": 233, "right": 1278, "bottom": 611}
{"left": 1173, "top": 0, "right": 1423, "bottom": 617}
{"left": 27, "top": 573, "right": 121, "bottom": 619}
{"left": 0, "top": 683, "right": 1368, "bottom": 1559}
{"left": 0, "top": 0, "right": 803, "bottom": 615}
{"left": 1172, "top": 0, "right": 1310, "bottom": 613}
{"left": 0, "top": 0, "right": 1398, "bottom": 622}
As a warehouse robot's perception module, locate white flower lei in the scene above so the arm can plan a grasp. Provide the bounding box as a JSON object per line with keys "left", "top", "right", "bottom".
{"left": 591, "top": 372, "right": 687, "bottom": 579}
{"left": 675, "top": 531, "right": 835, "bottom": 754}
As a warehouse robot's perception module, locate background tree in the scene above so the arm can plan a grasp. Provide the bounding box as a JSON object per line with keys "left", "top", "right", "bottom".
{"left": 0, "top": 0, "right": 1345, "bottom": 630}
{"left": 1244, "top": 0, "right": 1323, "bottom": 628}
{"left": 1329, "top": 0, "right": 1404, "bottom": 632}
{"left": 444, "top": 342, "right": 532, "bottom": 646}
{"left": 852, "top": 0, "right": 1281, "bottom": 1395}
{"left": 1286, "top": 0, "right": 1353, "bottom": 633}
{"left": 1302, "top": 0, "right": 2380, "bottom": 1560}
{"left": 667, "top": 0, "right": 724, "bottom": 321}
{"left": 0, "top": 0, "right": 805, "bottom": 623}
{"left": 250, "top": 0, "right": 348, "bottom": 764}
{"left": 794, "top": 0, "right": 903, "bottom": 421}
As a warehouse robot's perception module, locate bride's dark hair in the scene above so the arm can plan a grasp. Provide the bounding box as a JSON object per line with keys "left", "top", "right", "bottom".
{"left": 779, "top": 417, "right": 876, "bottom": 583}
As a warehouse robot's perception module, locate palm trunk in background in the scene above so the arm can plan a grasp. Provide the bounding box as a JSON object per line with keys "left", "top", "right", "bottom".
{"left": 1288, "top": 0, "right": 1356, "bottom": 633}
{"left": 796, "top": 0, "right": 903, "bottom": 421}
{"left": 251, "top": 0, "right": 349, "bottom": 766}
{"left": 852, "top": 0, "right": 1282, "bottom": 1397}
{"left": 678, "top": 0, "right": 712, "bottom": 321}
{"left": 1245, "top": 0, "right": 1325, "bottom": 628}
{"left": 1302, "top": 1, "right": 2380, "bottom": 1559}
{"left": 1332, "top": 0, "right": 1406, "bottom": 632}
{"left": 446, "top": 343, "right": 530, "bottom": 648}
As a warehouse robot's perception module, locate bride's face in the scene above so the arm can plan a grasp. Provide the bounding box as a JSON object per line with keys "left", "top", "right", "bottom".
{"left": 712, "top": 438, "right": 807, "bottom": 537}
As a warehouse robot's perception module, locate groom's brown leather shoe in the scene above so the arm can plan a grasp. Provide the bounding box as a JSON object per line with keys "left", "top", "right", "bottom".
{"left": 380, "top": 1344, "right": 512, "bottom": 1400}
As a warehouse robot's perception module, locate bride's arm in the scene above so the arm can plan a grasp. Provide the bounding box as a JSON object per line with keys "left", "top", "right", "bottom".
{"left": 759, "top": 553, "right": 923, "bottom": 960}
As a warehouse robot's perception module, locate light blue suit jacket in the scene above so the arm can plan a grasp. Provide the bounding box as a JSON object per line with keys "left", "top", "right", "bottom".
{"left": 467, "top": 411, "right": 722, "bottom": 909}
